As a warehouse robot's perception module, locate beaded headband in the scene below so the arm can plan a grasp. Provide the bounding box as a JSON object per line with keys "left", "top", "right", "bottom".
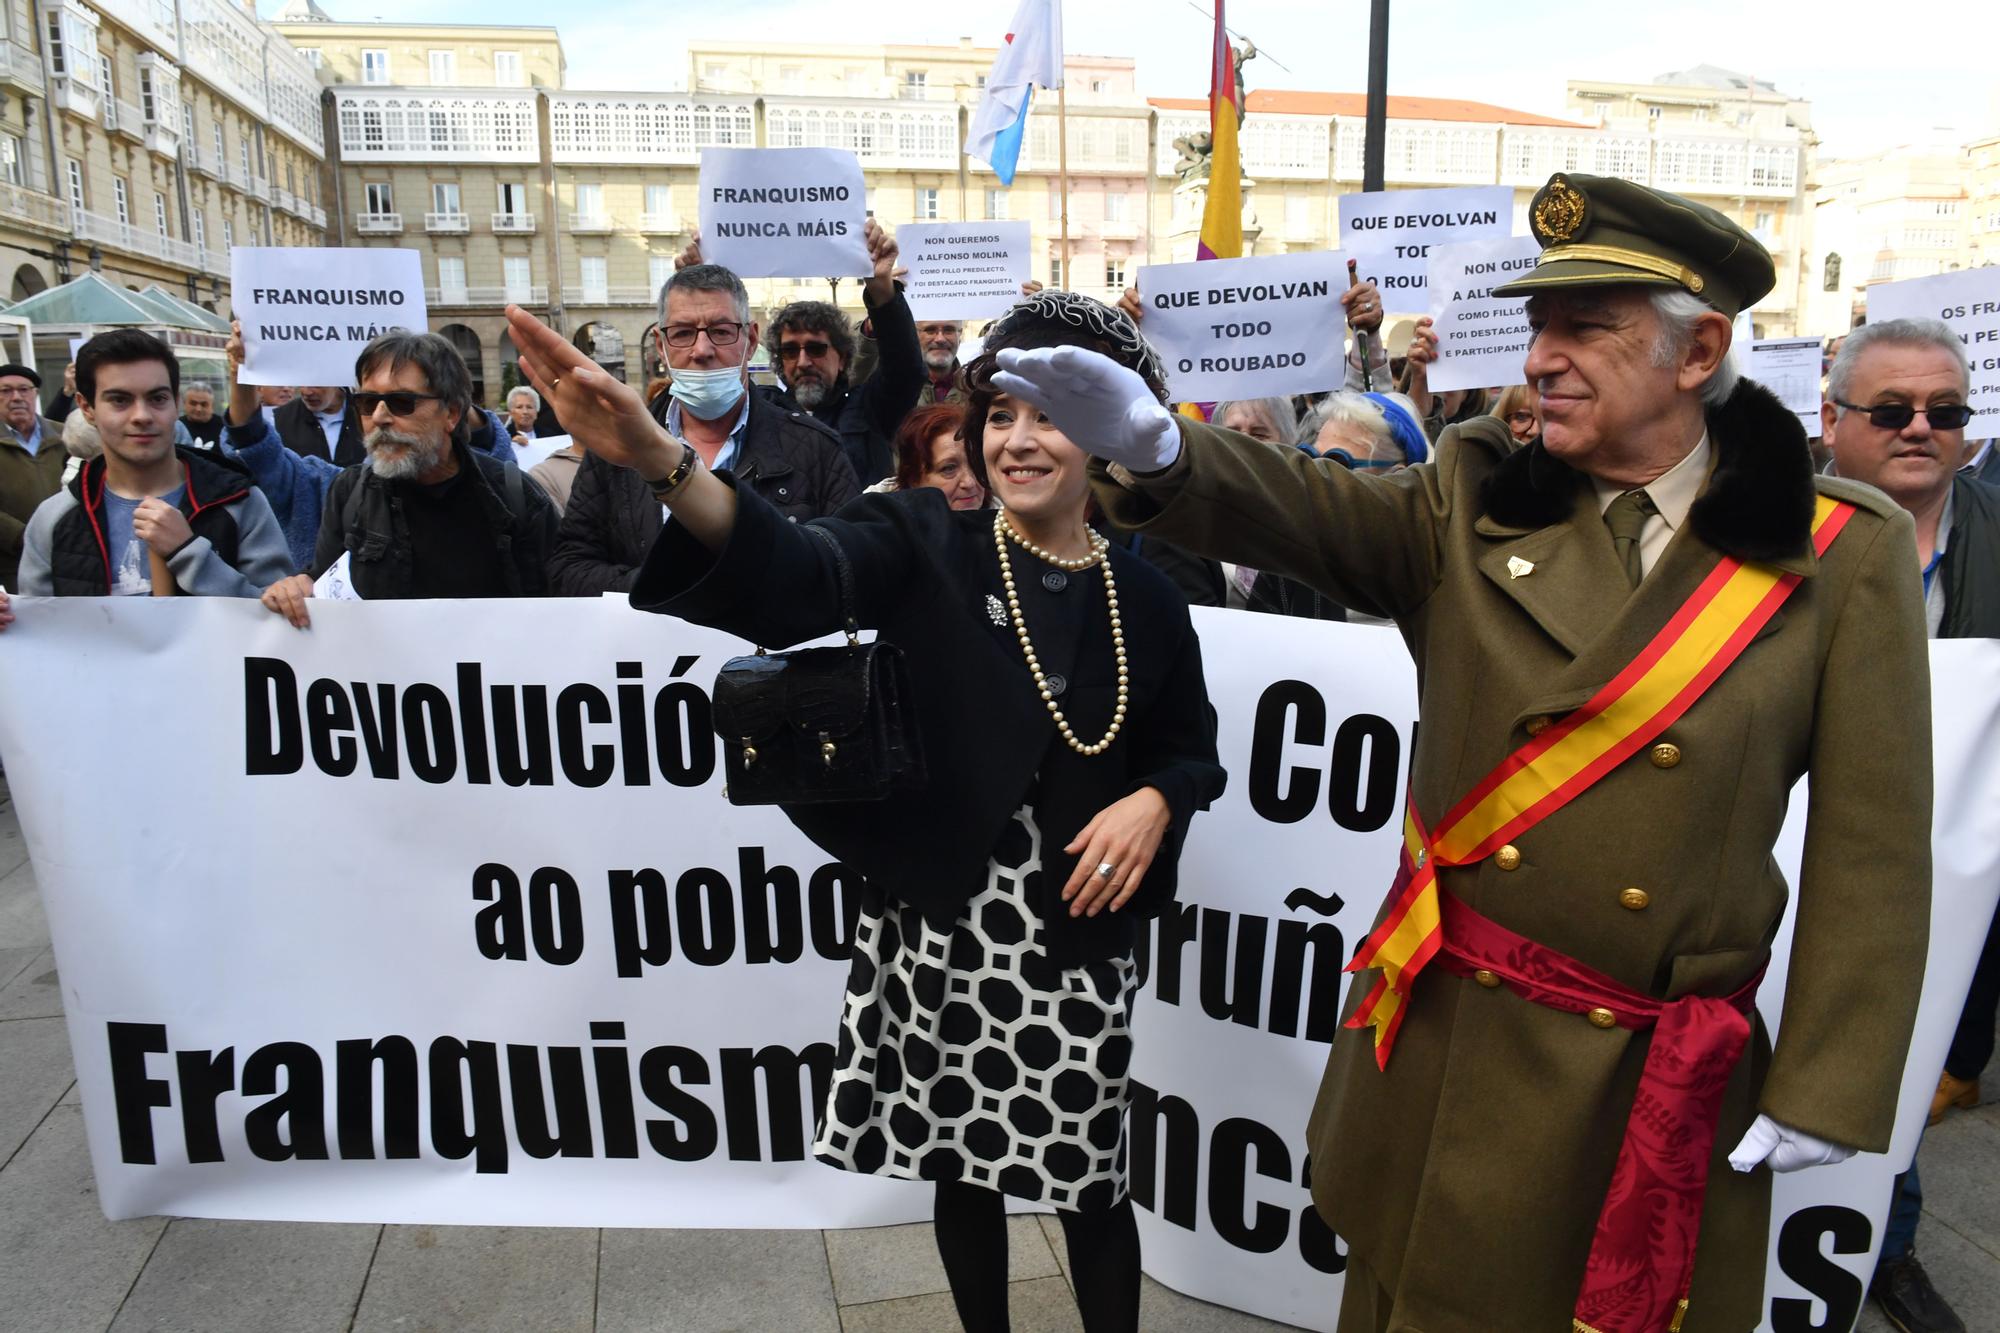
{"left": 982, "top": 290, "right": 1170, "bottom": 404}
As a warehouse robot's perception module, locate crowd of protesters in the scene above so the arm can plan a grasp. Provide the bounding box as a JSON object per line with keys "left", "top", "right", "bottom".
{"left": 0, "top": 202, "right": 1995, "bottom": 1333}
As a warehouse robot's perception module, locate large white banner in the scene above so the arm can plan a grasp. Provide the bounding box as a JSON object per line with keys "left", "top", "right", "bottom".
{"left": 0, "top": 601, "right": 1993, "bottom": 1333}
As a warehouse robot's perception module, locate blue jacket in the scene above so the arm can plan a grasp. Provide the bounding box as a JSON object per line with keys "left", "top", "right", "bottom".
{"left": 225, "top": 409, "right": 518, "bottom": 574}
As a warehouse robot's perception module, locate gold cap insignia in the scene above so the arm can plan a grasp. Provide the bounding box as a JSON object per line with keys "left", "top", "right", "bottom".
{"left": 1533, "top": 175, "right": 1588, "bottom": 245}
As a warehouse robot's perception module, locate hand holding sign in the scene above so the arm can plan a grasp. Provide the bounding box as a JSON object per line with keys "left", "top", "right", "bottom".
{"left": 861, "top": 217, "right": 900, "bottom": 307}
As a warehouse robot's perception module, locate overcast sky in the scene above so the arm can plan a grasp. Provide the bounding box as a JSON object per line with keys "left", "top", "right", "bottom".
{"left": 271, "top": 0, "right": 2000, "bottom": 160}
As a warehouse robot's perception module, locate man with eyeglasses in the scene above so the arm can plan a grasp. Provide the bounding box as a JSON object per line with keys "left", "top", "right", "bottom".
{"left": 548, "top": 261, "right": 857, "bottom": 596}
{"left": 1823, "top": 317, "right": 1997, "bottom": 1333}
{"left": 915, "top": 320, "right": 968, "bottom": 407}
{"left": 0, "top": 362, "right": 65, "bottom": 592}
{"left": 763, "top": 217, "right": 924, "bottom": 484}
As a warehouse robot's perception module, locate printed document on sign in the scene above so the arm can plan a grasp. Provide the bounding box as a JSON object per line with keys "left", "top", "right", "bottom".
{"left": 314, "top": 551, "right": 363, "bottom": 601}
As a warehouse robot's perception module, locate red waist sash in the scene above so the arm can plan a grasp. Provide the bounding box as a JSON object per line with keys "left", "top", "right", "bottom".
{"left": 1433, "top": 892, "right": 1762, "bottom": 1333}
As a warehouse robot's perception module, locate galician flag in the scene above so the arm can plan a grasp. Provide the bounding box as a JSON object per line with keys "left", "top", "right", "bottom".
{"left": 966, "top": 0, "right": 1064, "bottom": 186}
{"left": 1198, "top": 2, "right": 1242, "bottom": 259}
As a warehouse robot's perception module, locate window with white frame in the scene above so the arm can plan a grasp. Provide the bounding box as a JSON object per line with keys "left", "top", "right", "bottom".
{"left": 65, "top": 159, "right": 84, "bottom": 211}
{"left": 1104, "top": 192, "right": 1127, "bottom": 223}
{"left": 493, "top": 51, "right": 521, "bottom": 86}
{"left": 649, "top": 254, "right": 672, "bottom": 300}
{"left": 154, "top": 193, "right": 168, "bottom": 237}
{"left": 901, "top": 70, "right": 926, "bottom": 100}
{"left": 181, "top": 101, "right": 194, "bottom": 146}
{"left": 574, "top": 182, "right": 603, "bottom": 222}
{"left": 223, "top": 218, "right": 234, "bottom": 250}
{"left": 644, "top": 184, "right": 671, "bottom": 217}
{"left": 1049, "top": 189, "right": 1064, "bottom": 221}
{"left": 191, "top": 210, "right": 205, "bottom": 252}
{"left": 1091, "top": 79, "right": 1108, "bottom": 94}
{"left": 362, "top": 50, "right": 389, "bottom": 84}
{"left": 113, "top": 178, "right": 129, "bottom": 225}
{"left": 915, "top": 187, "right": 939, "bottom": 220}
{"left": 364, "top": 182, "right": 393, "bottom": 215}
{"left": 1105, "top": 258, "right": 1127, "bottom": 291}
{"left": 580, "top": 255, "right": 608, "bottom": 303}
{"left": 299, "top": 48, "right": 322, "bottom": 70}
{"left": 438, "top": 256, "right": 467, "bottom": 302}
{"left": 432, "top": 182, "right": 460, "bottom": 213}
{"left": 0, "top": 137, "right": 21, "bottom": 188}
{"left": 212, "top": 121, "right": 224, "bottom": 167}
{"left": 1049, "top": 257, "right": 1064, "bottom": 288}
{"left": 504, "top": 256, "right": 532, "bottom": 302}
{"left": 428, "top": 50, "right": 455, "bottom": 85}
{"left": 985, "top": 188, "right": 1006, "bottom": 221}
{"left": 99, "top": 52, "right": 113, "bottom": 98}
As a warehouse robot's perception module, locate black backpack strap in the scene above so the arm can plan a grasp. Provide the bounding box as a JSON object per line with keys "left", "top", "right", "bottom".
{"left": 502, "top": 453, "right": 525, "bottom": 521}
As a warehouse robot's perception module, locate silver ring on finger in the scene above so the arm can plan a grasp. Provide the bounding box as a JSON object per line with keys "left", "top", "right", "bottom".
{"left": 1095, "top": 861, "right": 1116, "bottom": 879}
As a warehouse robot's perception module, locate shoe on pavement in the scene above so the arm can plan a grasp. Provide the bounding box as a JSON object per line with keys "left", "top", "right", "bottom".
{"left": 1929, "top": 1071, "right": 1979, "bottom": 1125}
{"left": 1870, "top": 1251, "right": 1966, "bottom": 1333}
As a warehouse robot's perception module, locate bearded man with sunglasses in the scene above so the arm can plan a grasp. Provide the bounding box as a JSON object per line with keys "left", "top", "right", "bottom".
{"left": 239, "top": 331, "right": 558, "bottom": 625}
{"left": 1823, "top": 317, "right": 1997, "bottom": 1333}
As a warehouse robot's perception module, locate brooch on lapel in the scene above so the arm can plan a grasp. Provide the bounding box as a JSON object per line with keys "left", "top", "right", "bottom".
{"left": 1507, "top": 556, "right": 1535, "bottom": 579}
{"left": 986, "top": 594, "right": 1007, "bottom": 625}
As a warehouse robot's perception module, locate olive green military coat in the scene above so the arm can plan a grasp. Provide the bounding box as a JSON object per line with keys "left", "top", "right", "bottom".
{"left": 1093, "top": 381, "right": 1932, "bottom": 1331}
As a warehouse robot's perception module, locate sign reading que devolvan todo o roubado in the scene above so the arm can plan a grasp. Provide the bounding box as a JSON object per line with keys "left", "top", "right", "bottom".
{"left": 231, "top": 247, "right": 427, "bottom": 389}
{"left": 696, "top": 148, "right": 872, "bottom": 280}
{"left": 1138, "top": 251, "right": 1349, "bottom": 401}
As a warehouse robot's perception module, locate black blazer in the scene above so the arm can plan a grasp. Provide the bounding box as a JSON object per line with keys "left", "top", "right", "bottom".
{"left": 274, "top": 395, "right": 364, "bottom": 467}
{"left": 632, "top": 480, "right": 1226, "bottom": 964}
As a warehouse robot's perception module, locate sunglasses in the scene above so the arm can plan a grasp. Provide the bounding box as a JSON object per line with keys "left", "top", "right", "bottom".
{"left": 662, "top": 322, "right": 744, "bottom": 348}
{"left": 1833, "top": 399, "right": 1974, "bottom": 432}
{"left": 777, "top": 340, "right": 833, "bottom": 362}
{"left": 352, "top": 391, "right": 445, "bottom": 417}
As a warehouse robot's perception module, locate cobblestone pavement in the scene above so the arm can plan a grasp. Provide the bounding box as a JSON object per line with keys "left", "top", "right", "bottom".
{"left": 2, "top": 778, "right": 1994, "bottom": 1332}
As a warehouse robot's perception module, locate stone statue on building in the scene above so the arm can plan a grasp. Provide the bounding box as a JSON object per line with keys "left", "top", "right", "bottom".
{"left": 1171, "top": 39, "right": 1258, "bottom": 186}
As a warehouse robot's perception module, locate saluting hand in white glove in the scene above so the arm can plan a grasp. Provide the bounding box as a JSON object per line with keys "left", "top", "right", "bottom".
{"left": 1728, "top": 1114, "right": 1855, "bottom": 1173}
{"left": 990, "top": 346, "right": 1181, "bottom": 475}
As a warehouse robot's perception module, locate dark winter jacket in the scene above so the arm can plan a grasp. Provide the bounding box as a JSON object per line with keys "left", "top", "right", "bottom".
{"left": 273, "top": 394, "right": 365, "bottom": 467}
{"left": 803, "top": 287, "right": 925, "bottom": 485}
{"left": 1941, "top": 471, "right": 2000, "bottom": 639}
{"left": 549, "top": 385, "right": 860, "bottom": 596}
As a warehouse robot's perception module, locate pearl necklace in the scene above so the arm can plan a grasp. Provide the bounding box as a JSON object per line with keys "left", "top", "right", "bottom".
{"left": 993, "top": 512, "right": 1129, "bottom": 757}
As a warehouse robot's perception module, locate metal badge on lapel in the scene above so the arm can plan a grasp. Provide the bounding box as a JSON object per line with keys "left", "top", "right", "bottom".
{"left": 1507, "top": 556, "right": 1535, "bottom": 580}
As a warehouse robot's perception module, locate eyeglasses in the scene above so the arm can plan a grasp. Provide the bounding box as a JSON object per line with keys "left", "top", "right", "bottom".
{"left": 352, "top": 391, "right": 445, "bottom": 417}
{"left": 777, "top": 340, "right": 833, "bottom": 362}
{"left": 663, "top": 322, "right": 744, "bottom": 348}
{"left": 1506, "top": 410, "right": 1538, "bottom": 426}
{"left": 1832, "top": 399, "right": 1974, "bottom": 432}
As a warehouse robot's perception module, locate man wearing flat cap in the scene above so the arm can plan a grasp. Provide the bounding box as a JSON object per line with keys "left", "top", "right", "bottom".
{"left": 990, "top": 173, "right": 1931, "bottom": 1331}
{"left": 0, "top": 362, "right": 65, "bottom": 591}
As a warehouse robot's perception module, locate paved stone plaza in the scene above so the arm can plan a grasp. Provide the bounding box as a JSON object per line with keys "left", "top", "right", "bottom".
{"left": 1, "top": 777, "right": 1994, "bottom": 1332}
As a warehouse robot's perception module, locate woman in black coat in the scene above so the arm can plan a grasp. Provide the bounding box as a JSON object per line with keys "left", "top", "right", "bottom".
{"left": 506, "top": 293, "right": 1225, "bottom": 1333}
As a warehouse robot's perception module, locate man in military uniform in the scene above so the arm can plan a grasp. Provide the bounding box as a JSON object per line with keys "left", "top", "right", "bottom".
{"left": 991, "top": 175, "right": 1932, "bottom": 1330}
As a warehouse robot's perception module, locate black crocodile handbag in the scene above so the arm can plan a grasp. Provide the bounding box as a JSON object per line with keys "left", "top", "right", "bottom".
{"left": 710, "top": 525, "right": 926, "bottom": 805}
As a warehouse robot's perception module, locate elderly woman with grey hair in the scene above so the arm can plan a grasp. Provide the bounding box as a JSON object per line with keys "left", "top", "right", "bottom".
{"left": 1210, "top": 397, "right": 1298, "bottom": 446}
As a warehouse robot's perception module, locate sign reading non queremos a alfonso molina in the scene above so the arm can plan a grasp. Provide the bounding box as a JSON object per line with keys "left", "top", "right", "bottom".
{"left": 1137, "top": 251, "right": 1349, "bottom": 401}
{"left": 231, "top": 247, "right": 427, "bottom": 388}
{"left": 696, "top": 148, "right": 871, "bottom": 280}
{"left": 899, "top": 221, "right": 1032, "bottom": 320}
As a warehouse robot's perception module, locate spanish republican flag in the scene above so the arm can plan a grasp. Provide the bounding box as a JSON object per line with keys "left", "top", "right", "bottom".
{"left": 1197, "top": 4, "right": 1242, "bottom": 260}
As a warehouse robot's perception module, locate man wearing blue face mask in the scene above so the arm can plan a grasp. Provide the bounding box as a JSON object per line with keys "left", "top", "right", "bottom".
{"left": 547, "top": 261, "right": 860, "bottom": 596}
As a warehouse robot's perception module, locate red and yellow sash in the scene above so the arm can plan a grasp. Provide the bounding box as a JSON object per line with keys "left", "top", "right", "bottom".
{"left": 1346, "top": 495, "right": 1856, "bottom": 1066}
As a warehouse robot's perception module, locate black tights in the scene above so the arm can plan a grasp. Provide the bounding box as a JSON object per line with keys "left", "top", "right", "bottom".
{"left": 932, "top": 1180, "right": 1140, "bottom": 1333}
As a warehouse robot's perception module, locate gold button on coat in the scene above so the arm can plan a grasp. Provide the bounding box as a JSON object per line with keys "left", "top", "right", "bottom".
{"left": 1650, "top": 742, "right": 1682, "bottom": 769}
{"left": 1587, "top": 1007, "right": 1617, "bottom": 1028}
{"left": 1525, "top": 715, "right": 1552, "bottom": 737}
{"left": 1619, "top": 887, "right": 1650, "bottom": 911}
{"left": 1494, "top": 845, "right": 1522, "bottom": 871}
{"left": 1473, "top": 969, "right": 1502, "bottom": 988}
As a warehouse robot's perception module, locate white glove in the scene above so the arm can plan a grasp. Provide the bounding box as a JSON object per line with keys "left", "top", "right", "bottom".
{"left": 990, "top": 346, "right": 1181, "bottom": 474}
{"left": 1727, "top": 1114, "right": 1855, "bottom": 1173}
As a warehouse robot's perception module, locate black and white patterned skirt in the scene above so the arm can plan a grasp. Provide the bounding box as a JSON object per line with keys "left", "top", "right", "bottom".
{"left": 812, "top": 804, "right": 1137, "bottom": 1212}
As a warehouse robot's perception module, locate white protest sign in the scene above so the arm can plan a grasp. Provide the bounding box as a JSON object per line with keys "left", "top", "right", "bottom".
{"left": 899, "top": 221, "right": 1031, "bottom": 320}
{"left": 1137, "top": 251, "right": 1348, "bottom": 401}
{"left": 0, "top": 599, "right": 1994, "bottom": 1333}
{"left": 1423, "top": 235, "right": 1541, "bottom": 394}
{"left": 1338, "top": 186, "right": 1514, "bottom": 311}
{"left": 1747, "top": 338, "right": 1826, "bottom": 439}
{"left": 231, "top": 248, "right": 426, "bottom": 389}
{"left": 513, "top": 433, "right": 571, "bottom": 472}
{"left": 697, "top": 148, "right": 870, "bottom": 280}
{"left": 1865, "top": 267, "right": 2000, "bottom": 427}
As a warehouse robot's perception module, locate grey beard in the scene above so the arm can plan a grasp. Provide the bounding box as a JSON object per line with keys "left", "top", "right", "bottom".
{"left": 366, "top": 426, "right": 444, "bottom": 480}
{"left": 790, "top": 378, "right": 829, "bottom": 410}
{"left": 923, "top": 349, "right": 957, "bottom": 373}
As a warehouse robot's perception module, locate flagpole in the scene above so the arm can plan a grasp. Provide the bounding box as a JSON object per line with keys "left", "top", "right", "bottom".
{"left": 1057, "top": 79, "right": 1072, "bottom": 285}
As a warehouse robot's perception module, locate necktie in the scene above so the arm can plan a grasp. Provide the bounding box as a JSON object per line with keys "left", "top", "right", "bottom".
{"left": 1604, "top": 489, "right": 1658, "bottom": 588}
